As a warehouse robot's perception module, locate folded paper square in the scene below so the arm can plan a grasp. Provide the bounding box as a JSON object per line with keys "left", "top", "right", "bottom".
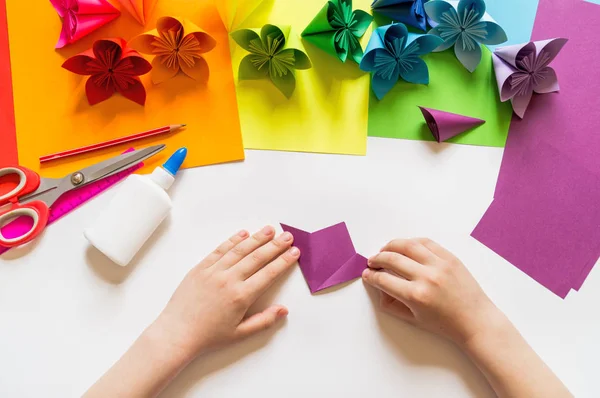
{"left": 360, "top": 23, "right": 442, "bottom": 99}
{"left": 492, "top": 38, "right": 568, "bottom": 119}
{"left": 281, "top": 222, "right": 367, "bottom": 293}
{"left": 50, "top": 0, "right": 120, "bottom": 49}
{"left": 215, "top": 0, "right": 266, "bottom": 31}
{"left": 371, "top": 0, "right": 432, "bottom": 31}
{"left": 62, "top": 38, "right": 152, "bottom": 105}
{"left": 424, "top": 0, "right": 507, "bottom": 72}
{"left": 116, "top": 0, "right": 157, "bottom": 25}
{"left": 418, "top": 106, "right": 485, "bottom": 142}
{"left": 231, "top": 24, "right": 312, "bottom": 98}
{"left": 129, "top": 16, "right": 217, "bottom": 84}
{"left": 301, "top": 0, "right": 373, "bottom": 63}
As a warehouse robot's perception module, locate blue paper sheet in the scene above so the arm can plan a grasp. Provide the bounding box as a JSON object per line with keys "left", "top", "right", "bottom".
{"left": 485, "top": 0, "right": 539, "bottom": 49}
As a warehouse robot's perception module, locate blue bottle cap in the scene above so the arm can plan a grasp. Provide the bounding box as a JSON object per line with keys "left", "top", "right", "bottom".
{"left": 163, "top": 148, "right": 188, "bottom": 176}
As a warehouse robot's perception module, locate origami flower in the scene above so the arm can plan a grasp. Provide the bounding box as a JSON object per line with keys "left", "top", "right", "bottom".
{"left": 492, "top": 38, "right": 568, "bottom": 118}
{"left": 129, "top": 17, "right": 217, "bottom": 84}
{"left": 62, "top": 38, "right": 152, "bottom": 105}
{"left": 424, "top": 0, "right": 507, "bottom": 72}
{"left": 50, "top": 0, "right": 120, "bottom": 49}
{"left": 371, "top": 0, "right": 432, "bottom": 31}
{"left": 360, "top": 23, "right": 442, "bottom": 99}
{"left": 116, "top": 0, "right": 157, "bottom": 25}
{"left": 232, "top": 25, "right": 312, "bottom": 98}
{"left": 302, "top": 0, "right": 373, "bottom": 64}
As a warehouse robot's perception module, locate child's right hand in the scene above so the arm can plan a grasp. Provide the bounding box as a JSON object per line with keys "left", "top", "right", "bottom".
{"left": 362, "top": 238, "right": 502, "bottom": 346}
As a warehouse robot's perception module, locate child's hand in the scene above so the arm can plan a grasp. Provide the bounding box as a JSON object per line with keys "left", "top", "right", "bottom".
{"left": 149, "top": 226, "right": 299, "bottom": 362}
{"left": 363, "top": 238, "right": 499, "bottom": 346}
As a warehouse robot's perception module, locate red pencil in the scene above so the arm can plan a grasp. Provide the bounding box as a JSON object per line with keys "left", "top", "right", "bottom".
{"left": 39, "top": 124, "right": 186, "bottom": 163}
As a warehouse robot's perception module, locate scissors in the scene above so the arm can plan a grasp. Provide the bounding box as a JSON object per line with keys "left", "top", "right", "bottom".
{"left": 0, "top": 145, "right": 165, "bottom": 248}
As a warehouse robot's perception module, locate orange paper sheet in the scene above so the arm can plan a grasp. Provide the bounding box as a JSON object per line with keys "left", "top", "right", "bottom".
{"left": 5, "top": 0, "right": 244, "bottom": 177}
{"left": 0, "top": 0, "right": 17, "bottom": 167}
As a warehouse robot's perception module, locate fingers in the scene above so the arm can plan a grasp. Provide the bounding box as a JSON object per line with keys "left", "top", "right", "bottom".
{"left": 362, "top": 268, "right": 412, "bottom": 302}
{"left": 381, "top": 239, "right": 438, "bottom": 264}
{"left": 215, "top": 226, "right": 276, "bottom": 270}
{"left": 379, "top": 291, "right": 416, "bottom": 324}
{"left": 414, "top": 238, "right": 455, "bottom": 261}
{"left": 234, "top": 305, "right": 288, "bottom": 339}
{"left": 198, "top": 230, "right": 249, "bottom": 269}
{"left": 245, "top": 247, "right": 300, "bottom": 300}
{"left": 235, "top": 231, "right": 295, "bottom": 279}
{"left": 368, "top": 251, "right": 422, "bottom": 280}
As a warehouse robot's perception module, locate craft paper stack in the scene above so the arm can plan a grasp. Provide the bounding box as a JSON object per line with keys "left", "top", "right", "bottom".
{"left": 225, "top": 0, "right": 373, "bottom": 156}
{"left": 2, "top": 0, "right": 244, "bottom": 176}
{"left": 472, "top": 0, "right": 600, "bottom": 298}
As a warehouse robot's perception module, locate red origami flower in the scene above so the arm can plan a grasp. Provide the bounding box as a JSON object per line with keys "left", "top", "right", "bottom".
{"left": 62, "top": 38, "right": 152, "bottom": 105}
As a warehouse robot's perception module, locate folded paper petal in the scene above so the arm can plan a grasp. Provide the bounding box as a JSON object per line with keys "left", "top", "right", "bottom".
{"left": 280, "top": 222, "right": 367, "bottom": 294}
{"left": 493, "top": 38, "right": 567, "bottom": 118}
{"left": 51, "top": 0, "right": 120, "bottom": 48}
{"left": 360, "top": 23, "right": 441, "bottom": 99}
{"left": 423, "top": 0, "right": 453, "bottom": 24}
{"left": 371, "top": 0, "right": 431, "bottom": 31}
{"left": 129, "top": 16, "right": 216, "bottom": 84}
{"left": 454, "top": 38, "right": 481, "bottom": 72}
{"left": 418, "top": 106, "right": 485, "bottom": 142}
{"left": 425, "top": 0, "right": 506, "bottom": 72}
{"left": 62, "top": 38, "right": 151, "bottom": 106}
{"left": 301, "top": 0, "right": 373, "bottom": 64}
{"left": 116, "top": 0, "right": 157, "bottom": 25}
{"left": 232, "top": 24, "right": 311, "bottom": 98}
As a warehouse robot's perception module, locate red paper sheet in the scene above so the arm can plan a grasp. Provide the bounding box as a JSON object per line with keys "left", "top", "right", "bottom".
{"left": 0, "top": 0, "right": 17, "bottom": 166}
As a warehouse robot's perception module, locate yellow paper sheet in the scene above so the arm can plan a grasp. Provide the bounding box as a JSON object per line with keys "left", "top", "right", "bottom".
{"left": 230, "top": 0, "right": 371, "bottom": 155}
{"left": 6, "top": 0, "right": 244, "bottom": 178}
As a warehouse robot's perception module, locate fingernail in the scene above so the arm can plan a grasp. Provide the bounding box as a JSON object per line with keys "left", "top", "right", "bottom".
{"left": 362, "top": 269, "right": 370, "bottom": 279}
{"left": 277, "top": 307, "right": 289, "bottom": 317}
{"left": 238, "top": 230, "right": 248, "bottom": 237}
{"left": 262, "top": 225, "right": 274, "bottom": 235}
{"left": 289, "top": 247, "right": 300, "bottom": 256}
{"left": 281, "top": 232, "right": 293, "bottom": 242}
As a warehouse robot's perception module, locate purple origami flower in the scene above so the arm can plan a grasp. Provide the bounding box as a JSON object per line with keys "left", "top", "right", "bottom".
{"left": 493, "top": 38, "right": 568, "bottom": 118}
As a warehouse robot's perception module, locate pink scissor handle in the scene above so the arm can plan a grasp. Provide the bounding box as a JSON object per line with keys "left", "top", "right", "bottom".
{"left": 0, "top": 201, "right": 49, "bottom": 248}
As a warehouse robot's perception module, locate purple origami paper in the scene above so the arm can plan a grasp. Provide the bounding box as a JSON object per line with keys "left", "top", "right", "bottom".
{"left": 493, "top": 38, "right": 568, "bottom": 118}
{"left": 418, "top": 106, "right": 485, "bottom": 142}
{"left": 472, "top": 142, "right": 600, "bottom": 298}
{"left": 281, "top": 222, "right": 367, "bottom": 293}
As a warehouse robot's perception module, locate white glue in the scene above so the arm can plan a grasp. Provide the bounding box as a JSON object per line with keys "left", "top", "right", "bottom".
{"left": 84, "top": 148, "right": 187, "bottom": 266}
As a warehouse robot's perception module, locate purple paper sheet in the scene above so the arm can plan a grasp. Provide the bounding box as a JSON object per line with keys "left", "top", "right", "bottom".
{"left": 473, "top": 0, "right": 600, "bottom": 297}
{"left": 281, "top": 222, "right": 367, "bottom": 294}
{"left": 495, "top": 0, "right": 600, "bottom": 197}
{"left": 473, "top": 143, "right": 600, "bottom": 298}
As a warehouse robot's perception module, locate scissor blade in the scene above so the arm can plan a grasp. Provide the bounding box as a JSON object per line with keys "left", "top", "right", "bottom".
{"left": 20, "top": 145, "right": 165, "bottom": 208}
{"left": 82, "top": 144, "right": 165, "bottom": 183}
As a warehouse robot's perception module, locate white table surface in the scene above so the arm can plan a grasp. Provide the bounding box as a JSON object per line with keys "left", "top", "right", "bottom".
{"left": 1, "top": 138, "right": 598, "bottom": 398}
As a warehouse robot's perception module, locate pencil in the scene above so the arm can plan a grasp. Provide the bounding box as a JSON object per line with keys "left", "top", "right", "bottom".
{"left": 39, "top": 124, "right": 186, "bottom": 163}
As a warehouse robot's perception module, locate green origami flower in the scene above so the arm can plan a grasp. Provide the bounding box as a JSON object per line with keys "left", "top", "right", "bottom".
{"left": 232, "top": 25, "right": 312, "bottom": 98}
{"left": 302, "top": 0, "right": 373, "bottom": 63}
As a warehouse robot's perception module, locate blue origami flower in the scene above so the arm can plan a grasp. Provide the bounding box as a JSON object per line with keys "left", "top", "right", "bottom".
{"left": 424, "top": 0, "right": 507, "bottom": 72}
{"left": 360, "top": 23, "right": 443, "bottom": 99}
{"left": 371, "top": 0, "right": 432, "bottom": 31}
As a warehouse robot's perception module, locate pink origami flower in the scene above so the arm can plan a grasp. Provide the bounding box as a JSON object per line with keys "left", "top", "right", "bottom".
{"left": 50, "top": 0, "right": 120, "bottom": 49}
{"left": 62, "top": 38, "right": 152, "bottom": 105}
{"left": 129, "top": 16, "right": 216, "bottom": 84}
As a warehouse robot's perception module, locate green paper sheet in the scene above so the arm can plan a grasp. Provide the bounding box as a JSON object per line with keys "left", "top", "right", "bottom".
{"left": 368, "top": 45, "right": 513, "bottom": 147}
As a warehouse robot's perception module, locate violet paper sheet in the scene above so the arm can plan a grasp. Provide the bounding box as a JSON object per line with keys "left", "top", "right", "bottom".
{"left": 474, "top": 0, "right": 600, "bottom": 297}
{"left": 472, "top": 143, "right": 600, "bottom": 298}
{"left": 495, "top": 0, "right": 600, "bottom": 197}
{"left": 281, "top": 222, "right": 367, "bottom": 293}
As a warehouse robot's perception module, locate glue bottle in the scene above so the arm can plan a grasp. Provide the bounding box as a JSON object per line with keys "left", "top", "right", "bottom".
{"left": 84, "top": 148, "right": 187, "bottom": 266}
